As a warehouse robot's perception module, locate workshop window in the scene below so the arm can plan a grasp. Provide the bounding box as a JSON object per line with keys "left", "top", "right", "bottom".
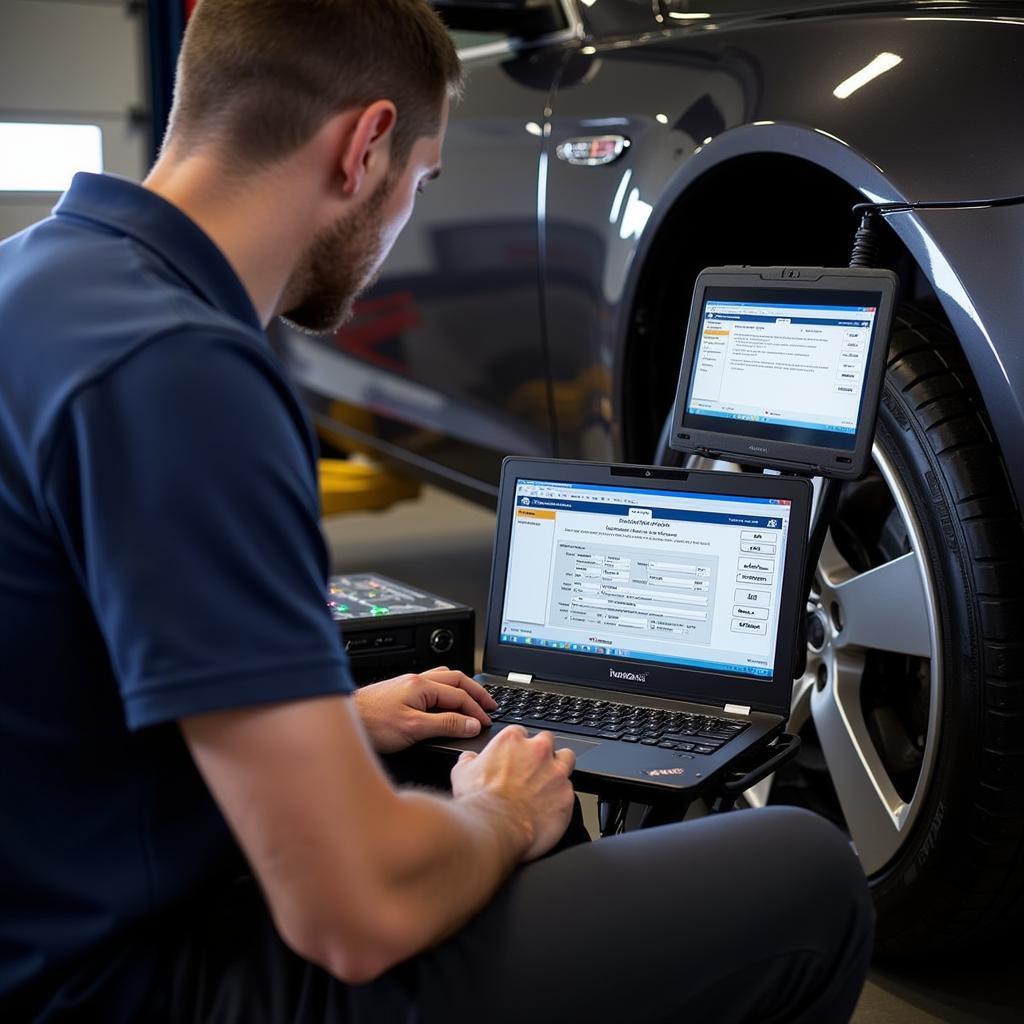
{"left": 0, "top": 122, "right": 104, "bottom": 192}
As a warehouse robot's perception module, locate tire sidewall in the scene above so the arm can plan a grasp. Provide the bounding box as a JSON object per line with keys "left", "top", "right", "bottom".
{"left": 862, "top": 368, "right": 985, "bottom": 954}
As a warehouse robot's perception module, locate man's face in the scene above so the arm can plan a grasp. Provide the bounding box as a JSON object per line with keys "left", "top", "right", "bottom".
{"left": 281, "top": 102, "right": 448, "bottom": 335}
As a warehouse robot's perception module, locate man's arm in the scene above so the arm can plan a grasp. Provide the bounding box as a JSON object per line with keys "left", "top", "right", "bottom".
{"left": 182, "top": 695, "right": 574, "bottom": 984}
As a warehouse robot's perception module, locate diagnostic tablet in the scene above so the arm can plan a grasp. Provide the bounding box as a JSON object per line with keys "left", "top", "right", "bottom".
{"left": 668, "top": 266, "right": 899, "bottom": 479}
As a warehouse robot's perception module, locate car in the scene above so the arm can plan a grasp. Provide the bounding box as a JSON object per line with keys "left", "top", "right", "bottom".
{"left": 278, "top": 0, "right": 1024, "bottom": 955}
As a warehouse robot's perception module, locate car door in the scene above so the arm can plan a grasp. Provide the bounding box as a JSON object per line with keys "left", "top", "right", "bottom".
{"left": 541, "top": 0, "right": 759, "bottom": 462}
{"left": 281, "top": 6, "right": 577, "bottom": 498}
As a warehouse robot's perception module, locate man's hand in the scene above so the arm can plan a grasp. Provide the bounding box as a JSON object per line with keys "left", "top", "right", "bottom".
{"left": 451, "top": 726, "right": 576, "bottom": 862}
{"left": 354, "top": 667, "right": 498, "bottom": 753}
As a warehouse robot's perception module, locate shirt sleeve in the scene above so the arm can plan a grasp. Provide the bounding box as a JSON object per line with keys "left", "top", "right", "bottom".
{"left": 42, "top": 330, "right": 354, "bottom": 730}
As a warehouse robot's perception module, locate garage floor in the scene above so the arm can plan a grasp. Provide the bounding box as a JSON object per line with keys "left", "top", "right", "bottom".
{"left": 323, "top": 486, "right": 1021, "bottom": 1023}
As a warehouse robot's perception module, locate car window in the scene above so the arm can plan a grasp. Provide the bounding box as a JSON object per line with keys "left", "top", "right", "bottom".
{"left": 661, "top": 0, "right": 911, "bottom": 16}
{"left": 581, "top": 0, "right": 664, "bottom": 38}
{"left": 448, "top": 0, "right": 571, "bottom": 48}
{"left": 451, "top": 30, "right": 508, "bottom": 50}
{"left": 662, "top": 0, "right": 771, "bottom": 13}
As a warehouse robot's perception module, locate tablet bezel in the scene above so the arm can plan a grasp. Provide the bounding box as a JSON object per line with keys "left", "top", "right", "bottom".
{"left": 668, "top": 267, "right": 900, "bottom": 479}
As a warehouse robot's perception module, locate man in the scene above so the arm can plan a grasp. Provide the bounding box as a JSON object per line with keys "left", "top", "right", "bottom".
{"left": 0, "top": 1, "right": 873, "bottom": 1021}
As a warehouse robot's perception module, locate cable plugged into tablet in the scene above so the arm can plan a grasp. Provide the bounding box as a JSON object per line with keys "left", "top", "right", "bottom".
{"left": 806, "top": 189, "right": 1024, "bottom": 675}
{"left": 849, "top": 210, "right": 880, "bottom": 269}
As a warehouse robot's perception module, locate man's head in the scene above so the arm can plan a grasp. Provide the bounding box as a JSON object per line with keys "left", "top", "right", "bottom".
{"left": 277, "top": 113, "right": 445, "bottom": 333}
{"left": 164, "top": 0, "right": 462, "bottom": 331}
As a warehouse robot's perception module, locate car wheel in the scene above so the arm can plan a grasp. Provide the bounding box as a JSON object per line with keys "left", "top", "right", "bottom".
{"left": 657, "top": 305, "right": 1024, "bottom": 954}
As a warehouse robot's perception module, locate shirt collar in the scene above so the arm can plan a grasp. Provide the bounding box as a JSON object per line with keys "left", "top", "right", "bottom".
{"left": 54, "top": 172, "right": 261, "bottom": 332}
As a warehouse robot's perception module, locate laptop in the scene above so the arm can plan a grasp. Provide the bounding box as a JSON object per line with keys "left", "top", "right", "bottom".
{"left": 428, "top": 458, "right": 812, "bottom": 797}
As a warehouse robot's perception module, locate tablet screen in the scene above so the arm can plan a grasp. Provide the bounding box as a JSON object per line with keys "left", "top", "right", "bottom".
{"left": 683, "top": 286, "right": 884, "bottom": 451}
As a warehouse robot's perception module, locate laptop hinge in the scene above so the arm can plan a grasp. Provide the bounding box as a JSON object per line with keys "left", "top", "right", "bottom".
{"left": 725, "top": 703, "right": 751, "bottom": 716}
{"left": 508, "top": 671, "right": 533, "bottom": 685}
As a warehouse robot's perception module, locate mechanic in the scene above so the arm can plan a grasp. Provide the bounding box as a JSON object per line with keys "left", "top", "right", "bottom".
{"left": 0, "top": 1, "right": 874, "bottom": 1021}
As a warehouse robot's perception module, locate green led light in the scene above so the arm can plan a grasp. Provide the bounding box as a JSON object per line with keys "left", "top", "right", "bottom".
{"left": 371, "top": 607, "right": 389, "bottom": 616}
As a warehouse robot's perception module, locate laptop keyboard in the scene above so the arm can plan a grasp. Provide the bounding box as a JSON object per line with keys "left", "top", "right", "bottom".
{"left": 483, "top": 685, "right": 748, "bottom": 755}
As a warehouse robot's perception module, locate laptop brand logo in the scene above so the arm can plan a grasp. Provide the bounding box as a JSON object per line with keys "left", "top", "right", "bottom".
{"left": 644, "top": 767, "right": 686, "bottom": 777}
{"left": 610, "top": 667, "right": 647, "bottom": 684}
{"left": 748, "top": 444, "right": 770, "bottom": 453}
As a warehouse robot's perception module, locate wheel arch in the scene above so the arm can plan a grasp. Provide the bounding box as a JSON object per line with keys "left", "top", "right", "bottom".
{"left": 614, "top": 123, "right": 1024, "bottom": 507}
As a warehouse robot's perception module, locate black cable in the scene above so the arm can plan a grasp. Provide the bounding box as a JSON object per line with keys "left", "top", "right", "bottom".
{"left": 853, "top": 192, "right": 1024, "bottom": 217}
{"left": 848, "top": 191, "right": 1024, "bottom": 268}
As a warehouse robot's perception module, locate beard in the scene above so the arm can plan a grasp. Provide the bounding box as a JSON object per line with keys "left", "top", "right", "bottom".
{"left": 279, "top": 176, "right": 391, "bottom": 335}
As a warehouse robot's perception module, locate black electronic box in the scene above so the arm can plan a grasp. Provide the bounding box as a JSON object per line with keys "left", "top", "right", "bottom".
{"left": 328, "top": 573, "right": 475, "bottom": 684}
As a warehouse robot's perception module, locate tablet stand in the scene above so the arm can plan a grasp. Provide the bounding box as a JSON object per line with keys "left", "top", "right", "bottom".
{"left": 793, "top": 474, "right": 843, "bottom": 678}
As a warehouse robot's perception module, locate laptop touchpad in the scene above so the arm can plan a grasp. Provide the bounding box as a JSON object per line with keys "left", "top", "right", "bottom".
{"left": 526, "top": 731, "right": 600, "bottom": 760}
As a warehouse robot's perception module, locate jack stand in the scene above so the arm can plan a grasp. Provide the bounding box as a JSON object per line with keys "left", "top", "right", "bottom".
{"left": 318, "top": 456, "right": 421, "bottom": 516}
{"left": 794, "top": 476, "right": 844, "bottom": 679}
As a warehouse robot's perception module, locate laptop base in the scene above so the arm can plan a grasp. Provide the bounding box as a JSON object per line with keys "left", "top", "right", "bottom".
{"left": 426, "top": 673, "right": 786, "bottom": 800}
{"left": 422, "top": 724, "right": 801, "bottom": 829}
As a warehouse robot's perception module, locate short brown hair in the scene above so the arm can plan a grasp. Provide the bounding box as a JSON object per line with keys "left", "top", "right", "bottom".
{"left": 167, "top": 0, "right": 462, "bottom": 169}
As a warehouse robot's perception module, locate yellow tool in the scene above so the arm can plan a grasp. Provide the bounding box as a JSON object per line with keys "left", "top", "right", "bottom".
{"left": 318, "top": 456, "right": 420, "bottom": 516}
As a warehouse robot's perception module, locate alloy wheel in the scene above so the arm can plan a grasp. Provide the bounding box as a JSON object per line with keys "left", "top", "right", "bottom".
{"left": 744, "top": 442, "right": 943, "bottom": 877}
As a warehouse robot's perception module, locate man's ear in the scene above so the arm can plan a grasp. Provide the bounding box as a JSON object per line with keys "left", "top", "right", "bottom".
{"left": 337, "top": 100, "right": 397, "bottom": 199}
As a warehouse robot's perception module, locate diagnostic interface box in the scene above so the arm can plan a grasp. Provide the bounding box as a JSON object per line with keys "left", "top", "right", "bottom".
{"left": 668, "top": 266, "right": 899, "bottom": 479}
{"left": 328, "top": 573, "right": 475, "bottom": 684}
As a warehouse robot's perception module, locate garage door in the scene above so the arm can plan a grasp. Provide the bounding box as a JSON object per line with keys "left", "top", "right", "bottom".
{"left": 0, "top": 0, "right": 148, "bottom": 240}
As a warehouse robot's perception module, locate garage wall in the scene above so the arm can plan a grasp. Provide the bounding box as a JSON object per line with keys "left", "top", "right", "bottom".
{"left": 0, "top": 0, "right": 149, "bottom": 240}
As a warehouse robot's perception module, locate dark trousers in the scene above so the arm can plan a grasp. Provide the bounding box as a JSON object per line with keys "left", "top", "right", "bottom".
{"left": 147, "top": 805, "right": 873, "bottom": 1024}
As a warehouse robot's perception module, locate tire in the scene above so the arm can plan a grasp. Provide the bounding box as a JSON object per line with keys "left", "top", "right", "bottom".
{"left": 845, "top": 306, "right": 1024, "bottom": 956}
{"left": 656, "top": 305, "right": 1024, "bottom": 955}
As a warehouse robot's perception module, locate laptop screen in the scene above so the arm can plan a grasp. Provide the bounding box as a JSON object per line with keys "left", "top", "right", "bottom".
{"left": 498, "top": 478, "right": 793, "bottom": 681}
{"left": 684, "top": 286, "right": 882, "bottom": 451}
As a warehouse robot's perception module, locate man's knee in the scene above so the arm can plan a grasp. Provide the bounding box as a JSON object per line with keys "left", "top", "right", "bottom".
{"left": 754, "top": 807, "right": 874, "bottom": 947}
{"left": 624, "top": 805, "right": 873, "bottom": 952}
{"left": 769, "top": 807, "right": 869, "bottom": 896}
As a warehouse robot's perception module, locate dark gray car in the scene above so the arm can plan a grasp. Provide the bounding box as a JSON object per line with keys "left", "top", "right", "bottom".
{"left": 280, "top": 0, "right": 1024, "bottom": 954}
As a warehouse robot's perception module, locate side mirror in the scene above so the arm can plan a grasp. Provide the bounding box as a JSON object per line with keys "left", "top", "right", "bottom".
{"left": 432, "top": 0, "right": 564, "bottom": 36}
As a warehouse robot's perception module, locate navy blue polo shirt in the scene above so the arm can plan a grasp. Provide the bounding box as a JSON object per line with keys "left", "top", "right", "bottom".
{"left": 0, "top": 173, "right": 354, "bottom": 1019}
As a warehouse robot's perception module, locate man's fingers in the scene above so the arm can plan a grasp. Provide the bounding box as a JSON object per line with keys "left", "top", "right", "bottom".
{"left": 412, "top": 710, "right": 481, "bottom": 740}
{"left": 419, "top": 668, "right": 497, "bottom": 711}
{"left": 423, "top": 679, "right": 491, "bottom": 727}
{"left": 528, "top": 729, "right": 555, "bottom": 753}
{"left": 493, "top": 723, "right": 527, "bottom": 743}
{"left": 554, "top": 747, "right": 577, "bottom": 774}
{"left": 450, "top": 749, "right": 478, "bottom": 789}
